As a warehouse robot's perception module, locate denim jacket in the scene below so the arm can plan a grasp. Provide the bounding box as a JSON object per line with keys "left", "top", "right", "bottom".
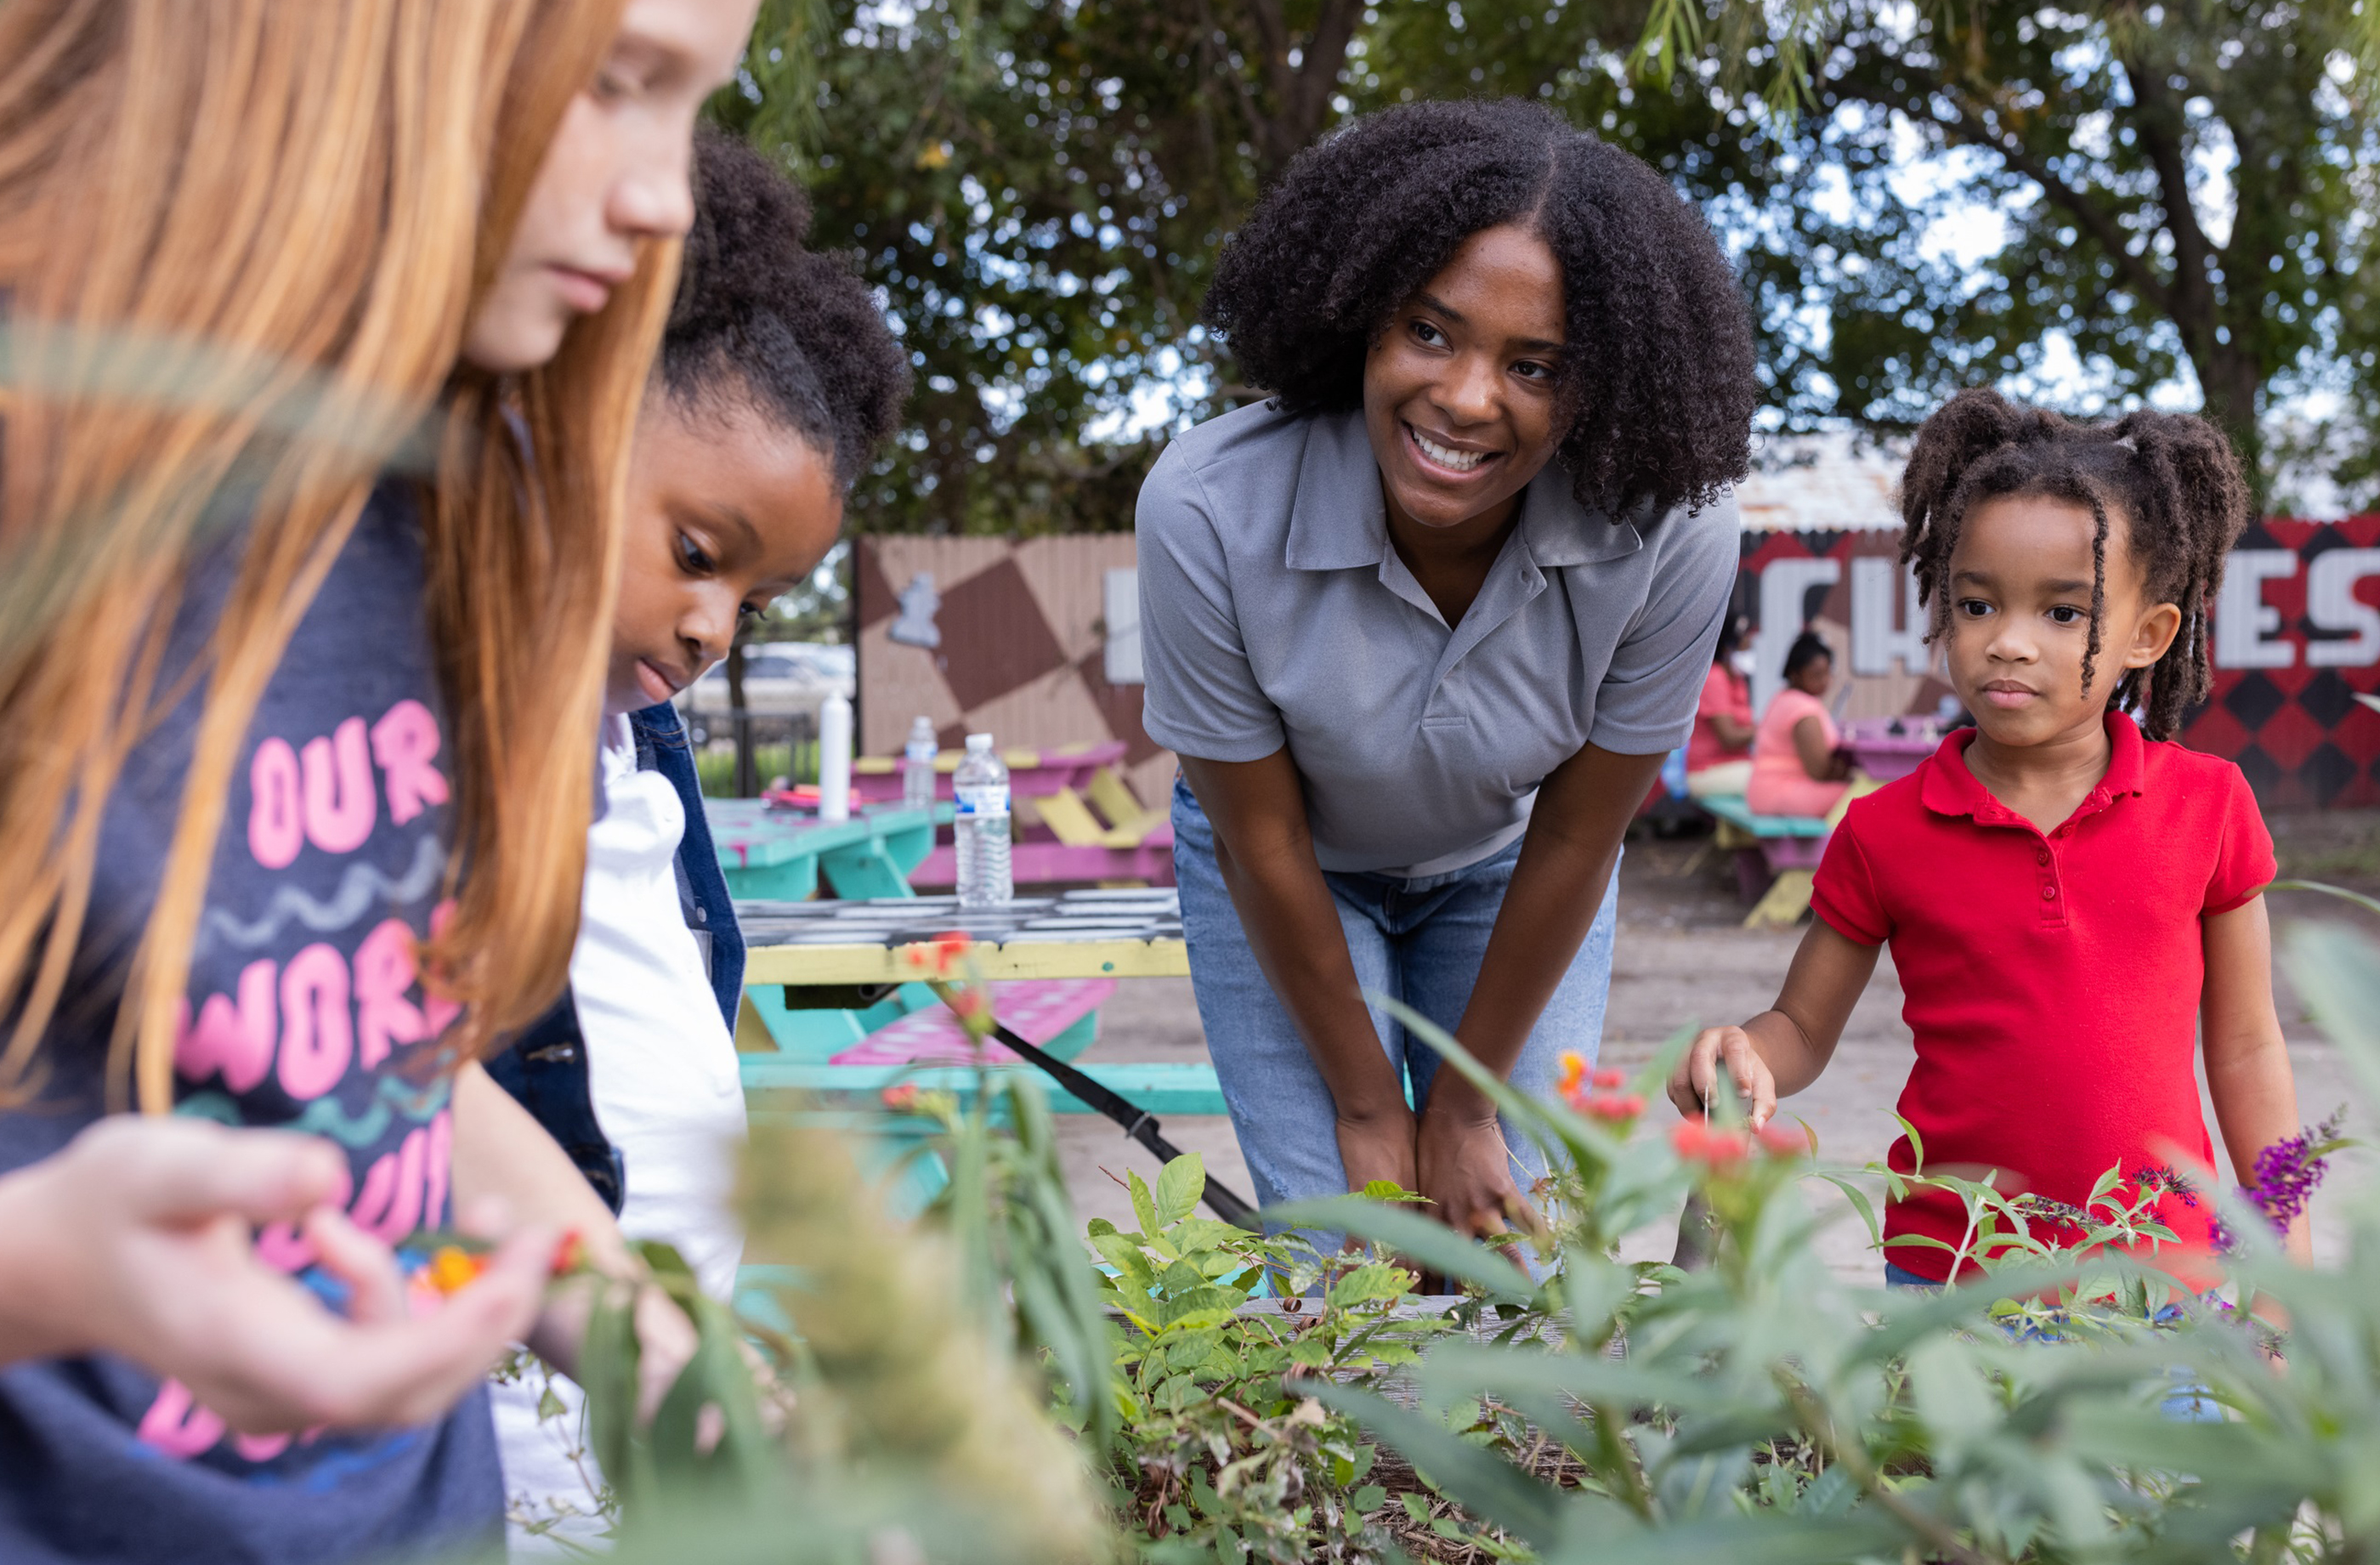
{"left": 486, "top": 702, "right": 745, "bottom": 1213}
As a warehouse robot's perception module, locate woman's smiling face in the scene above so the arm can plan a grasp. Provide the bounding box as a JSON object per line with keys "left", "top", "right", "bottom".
{"left": 1361, "top": 223, "right": 1567, "bottom": 536}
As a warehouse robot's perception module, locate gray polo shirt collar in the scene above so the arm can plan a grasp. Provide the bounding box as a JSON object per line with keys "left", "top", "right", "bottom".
{"left": 1281, "top": 411, "right": 1646, "bottom": 689}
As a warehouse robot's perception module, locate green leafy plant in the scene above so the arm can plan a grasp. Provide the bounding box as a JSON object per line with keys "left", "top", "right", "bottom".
{"left": 1086, "top": 1156, "right": 1447, "bottom": 1563}
{"left": 1296, "top": 905, "right": 2380, "bottom": 1564}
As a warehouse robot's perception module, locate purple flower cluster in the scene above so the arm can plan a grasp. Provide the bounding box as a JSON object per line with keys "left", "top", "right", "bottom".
{"left": 2134, "top": 1165, "right": 2201, "bottom": 1210}
{"left": 2213, "top": 1108, "right": 2348, "bottom": 1251}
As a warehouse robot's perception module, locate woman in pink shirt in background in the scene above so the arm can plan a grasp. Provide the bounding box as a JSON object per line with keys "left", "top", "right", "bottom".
{"left": 1685, "top": 615, "right": 1755, "bottom": 797}
{"left": 1748, "top": 631, "right": 1854, "bottom": 818}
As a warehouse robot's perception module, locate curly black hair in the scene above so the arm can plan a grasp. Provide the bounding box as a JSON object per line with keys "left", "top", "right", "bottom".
{"left": 1897, "top": 388, "right": 2253, "bottom": 741}
{"left": 1200, "top": 97, "right": 1756, "bottom": 519}
{"left": 660, "top": 129, "right": 910, "bottom": 485}
{"left": 1783, "top": 631, "right": 1833, "bottom": 681}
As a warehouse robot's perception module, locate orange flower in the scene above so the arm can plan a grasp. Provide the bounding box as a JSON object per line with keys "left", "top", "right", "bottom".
{"left": 948, "top": 987, "right": 989, "bottom": 1020}
{"left": 425, "top": 1245, "right": 488, "bottom": 1296}
{"left": 549, "top": 1230, "right": 585, "bottom": 1277}
{"left": 881, "top": 1082, "right": 921, "bottom": 1111}
{"left": 1556, "top": 1051, "right": 1587, "bottom": 1096}
{"left": 1671, "top": 1120, "right": 1749, "bottom": 1167}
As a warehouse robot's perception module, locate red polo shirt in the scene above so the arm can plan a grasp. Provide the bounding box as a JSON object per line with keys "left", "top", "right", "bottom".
{"left": 1810, "top": 713, "right": 2275, "bottom": 1283}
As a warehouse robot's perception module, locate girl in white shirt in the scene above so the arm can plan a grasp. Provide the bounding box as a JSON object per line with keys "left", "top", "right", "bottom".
{"left": 487, "top": 128, "right": 909, "bottom": 1551}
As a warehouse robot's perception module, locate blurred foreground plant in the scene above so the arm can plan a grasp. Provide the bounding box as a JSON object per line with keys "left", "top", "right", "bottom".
{"left": 549, "top": 894, "right": 2380, "bottom": 1565}
{"left": 1290, "top": 900, "right": 2380, "bottom": 1564}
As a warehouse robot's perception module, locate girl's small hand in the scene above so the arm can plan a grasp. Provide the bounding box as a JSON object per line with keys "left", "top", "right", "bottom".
{"left": 0, "top": 1117, "right": 550, "bottom": 1435}
{"left": 630, "top": 1279, "right": 700, "bottom": 1426}
{"left": 1668, "top": 1025, "right": 1778, "bottom": 1130}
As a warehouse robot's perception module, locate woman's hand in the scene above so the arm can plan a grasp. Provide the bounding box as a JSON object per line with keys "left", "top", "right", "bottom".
{"left": 1335, "top": 1109, "right": 1419, "bottom": 1198}
{"left": 1414, "top": 1097, "right": 1522, "bottom": 1239}
{"left": 0, "top": 1117, "right": 551, "bottom": 1434}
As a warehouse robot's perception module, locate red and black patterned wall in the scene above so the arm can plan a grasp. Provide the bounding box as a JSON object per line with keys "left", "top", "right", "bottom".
{"left": 1737, "top": 516, "right": 2380, "bottom": 811}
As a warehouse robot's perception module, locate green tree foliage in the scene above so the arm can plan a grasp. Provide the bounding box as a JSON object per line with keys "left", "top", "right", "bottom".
{"left": 716, "top": 0, "right": 2380, "bottom": 530}
{"left": 1643, "top": 0, "right": 2380, "bottom": 502}
{"left": 711, "top": 0, "right": 1364, "bottom": 535}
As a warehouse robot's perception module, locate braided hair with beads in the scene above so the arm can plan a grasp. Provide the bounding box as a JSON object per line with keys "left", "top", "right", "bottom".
{"left": 1896, "top": 388, "right": 2252, "bottom": 741}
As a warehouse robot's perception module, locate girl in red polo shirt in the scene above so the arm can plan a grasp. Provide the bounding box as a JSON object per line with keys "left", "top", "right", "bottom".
{"left": 1667, "top": 388, "right": 2309, "bottom": 1286}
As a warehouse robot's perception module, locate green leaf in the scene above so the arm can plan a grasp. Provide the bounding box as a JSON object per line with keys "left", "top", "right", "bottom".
{"left": 1327, "top": 1262, "right": 1414, "bottom": 1310}
{"left": 1090, "top": 1230, "right": 1156, "bottom": 1293}
{"left": 633, "top": 1239, "right": 696, "bottom": 1280}
{"left": 1307, "top": 1381, "right": 1568, "bottom": 1549}
{"left": 1169, "top": 1216, "right": 1256, "bottom": 1254}
{"left": 1155, "top": 1153, "right": 1204, "bottom": 1228}
{"left": 1165, "top": 1329, "right": 1220, "bottom": 1369}
{"left": 1262, "top": 1195, "right": 1537, "bottom": 1304}
{"left": 1129, "top": 1168, "right": 1159, "bottom": 1239}
{"left": 1352, "top": 1483, "right": 1387, "bottom": 1514}
{"left": 1816, "top": 1173, "right": 1882, "bottom": 1249}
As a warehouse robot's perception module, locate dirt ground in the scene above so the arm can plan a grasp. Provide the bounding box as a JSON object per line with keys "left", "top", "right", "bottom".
{"left": 1057, "top": 808, "right": 2380, "bottom": 1279}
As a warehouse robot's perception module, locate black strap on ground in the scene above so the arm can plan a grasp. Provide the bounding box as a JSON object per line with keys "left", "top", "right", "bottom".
{"left": 978, "top": 1015, "right": 1261, "bottom": 1232}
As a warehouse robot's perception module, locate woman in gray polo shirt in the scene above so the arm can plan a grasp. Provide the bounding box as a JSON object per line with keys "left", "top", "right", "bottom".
{"left": 1138, "top": 99, "right": 1755, "bottom": 1239}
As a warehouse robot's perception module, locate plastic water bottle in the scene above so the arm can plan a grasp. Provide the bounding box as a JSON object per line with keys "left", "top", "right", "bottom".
{"left": 953, "top": 732, "right": 1012, "bottom": 908}
{"left": 903, "top": 715, "right": 938, "bottom": 811}
{"left": 818, "top": 692, "right": 852, "bottom": 821}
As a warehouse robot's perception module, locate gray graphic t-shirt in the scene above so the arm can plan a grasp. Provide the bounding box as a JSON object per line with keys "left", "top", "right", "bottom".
{"left": 0, "top": 485, "right": 503, "bottom": 1562}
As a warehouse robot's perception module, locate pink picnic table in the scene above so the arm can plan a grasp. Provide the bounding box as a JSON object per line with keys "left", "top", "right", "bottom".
{"left": 850, "top": 740, "right": 1175, "bottom": 887}
{"left": 850, "top": 739, "right": 1129, "bottom": 804}
{"left": 1842, "top": 716, "right": 1946, "bottom": 782}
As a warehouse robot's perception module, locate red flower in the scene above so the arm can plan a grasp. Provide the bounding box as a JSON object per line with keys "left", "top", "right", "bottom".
{"left": 948, "top": 988, "right": 989, "bottom": 1020}
{"left": 1591, "top": 1069, "right": 1627, "bottom": 1090}
{"left": 1671, "top": 1120, "right": 1748, "bottom": 1167}
{"left": 549, "top": 1229, "right": 586, "bottom": 1277}
{"left": 1757, "top": 1123, "right": 1809, "bottom": 1159}
{"left": 1582, "top": 1092, "right": 1645, "bottom": 1123}
{"left": 881, "top": 1082, "right": 921, "bottom": 1112}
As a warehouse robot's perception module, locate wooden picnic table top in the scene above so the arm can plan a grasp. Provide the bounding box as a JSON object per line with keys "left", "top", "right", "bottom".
{"left": 702, "top": 801, "right": 944, "bottom": 870}
{"left": 737, "top": 887, "right": 1187, "bottom": 984}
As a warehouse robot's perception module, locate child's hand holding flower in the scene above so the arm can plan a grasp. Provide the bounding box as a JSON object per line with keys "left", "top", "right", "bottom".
{"left": 1667, "top": 1024, "right": 1779, "bottom": 1130}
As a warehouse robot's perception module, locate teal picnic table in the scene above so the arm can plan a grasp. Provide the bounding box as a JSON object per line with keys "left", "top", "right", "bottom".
{"left": 734, "top": 890, "right": 1224, "bottom": 1117}
{"left": 733, "top": 890, "right": 1227, "bottom": 1236}
{"left": 703, "top": 799, "right": 949, "bottom": 902}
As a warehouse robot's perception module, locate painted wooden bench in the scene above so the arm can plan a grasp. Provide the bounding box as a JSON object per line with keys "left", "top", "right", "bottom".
{"left": 826, "top": 977, "right": 1112, "bottom": 1066}
{"left": 1692, "top": 793, "right": 1828, "bottom": 929}
{"left": 706, "top": 800, "right": 944, "bottom": 902}
{"left": 741, "top": 1058, "right": 1228, "bottom": 1117}
{"left": 848, "top": 740, "right": 1176, "bottom": 887}
{"left": 735, "top": 889, "right": 1225, "bottom": 1119}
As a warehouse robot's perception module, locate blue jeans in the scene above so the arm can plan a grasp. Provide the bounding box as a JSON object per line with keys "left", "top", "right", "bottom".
{"left": 1171, "top": 778, "right": 1618, "bottom": 1213}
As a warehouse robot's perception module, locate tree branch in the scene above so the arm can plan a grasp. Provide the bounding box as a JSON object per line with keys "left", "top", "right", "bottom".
{"left": 1930, "top": 91, "right": 2178, "bottom": 320}
{"left": 2112, "top": 55, "right": 2216, "bottom": 339}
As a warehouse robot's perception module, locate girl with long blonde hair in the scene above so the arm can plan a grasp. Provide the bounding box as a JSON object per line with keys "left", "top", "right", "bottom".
{"left": 0, "top": 0, "right": 755, "bottom": 1556}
